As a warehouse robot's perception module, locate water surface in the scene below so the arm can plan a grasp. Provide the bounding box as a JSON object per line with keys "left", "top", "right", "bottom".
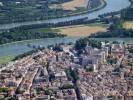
{"left": 0, "top": 37, "right": 133, "bottom": 57}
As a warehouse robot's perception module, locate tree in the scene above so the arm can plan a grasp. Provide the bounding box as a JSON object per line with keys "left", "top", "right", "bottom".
{"left": 128, "top": 48, "right": 133, "bottom": 53}
{"left": 75, "top": 38, "right": 102, "bottom": 50}
{"left": 71, "top": 69, "right": 79, "bottom": 81}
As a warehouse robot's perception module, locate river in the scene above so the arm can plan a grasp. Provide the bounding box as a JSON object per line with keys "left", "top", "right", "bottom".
{"left": 0, "top": 0, "right": 131, "bottom": 30}
{"left": 0, "top": 37, "right": 79, "bottom": 57}
{"left": 0, "top": 37, "right": 133, "bottom": 57}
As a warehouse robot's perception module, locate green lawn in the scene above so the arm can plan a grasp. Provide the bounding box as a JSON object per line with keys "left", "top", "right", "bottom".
{"left": 28, "top": 23, "right": 107, "bottom": 33}
{"left": 123, "top": 21, "right": 133, "bottom": 29}
{"left": 28, "top": 28, "right": 60, "bottom": 33}
{"left": 85, "top": 23, "right": 108, "bottom": 28}
{"left": 0, "top": 56, "right": 15, "bottom": 64}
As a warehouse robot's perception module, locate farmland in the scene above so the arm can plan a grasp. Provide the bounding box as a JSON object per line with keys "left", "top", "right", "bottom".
{"left": 62, "top": 0, "right": 88, "bottom": 10}
{"left": 123, "top": 21, "right": 133, "bottom": 29}
{"left": 29, "top": 23, "right": 107, "bottom": 37}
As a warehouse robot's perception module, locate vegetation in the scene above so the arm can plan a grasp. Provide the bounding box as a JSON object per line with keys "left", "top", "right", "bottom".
{"left": 57, "top": 24, "right": 107, "bottom": 37}
{"left": 0, "top": 97, "right": 4, "bottom": 100}
{"left": 90, "top": 29, "right": 133, "bottom": 38}
{"left": 107, "top": 56, "right": 117, "bottom": 65}
{"left": 128, "top": 48, "right": 133, "bottom": 53}
{"left": 85, "top": 23, "right": 107, "bottom": 28}
{"left": 89, "top": 0, "right": 103, "bottom": 9}
{"left": 35, "top": 87, "right": 44, "bottom": 94}
{"left": 44, "top": 89, "right": 52, "bottom": 96}
{"left": 0, "top": 56, "right": 15, "bottom": 64}
{"left": 0, "top": 0, "right": 103, "bottom": 24}
{"left": 26, "top": 23, "right": 107, "bottom": 37}
{"left": 65, "top": 69, "right": 73, "bottom": 80}
{"left": 121, "top": 3, "right": 133, "bottom": 29}
{"left": 0, "top": 87, "right": 9, "bottom": 93}
{"left": 90, "top": 6, "right": 133, "bottom": 38}
{"left": 70, "top": 69, "right": 79, "bottom": 81}
{"left": 0, "top": 0, "right": 71, "bottom": 24}
{"left": 61, "top": 84, "right": 74, "bottom": 89}
{"left": 29, "top": 28, "right": 60, "bottom": 33}
{"left": 121, "top": 7, "right": 133, "bottom": 21}
{"left": 12, "top": 49, "right": 38, "bottom": 61}
{"left": 0, "top": 30, "right": 66, "bottom": 45}
{"left": 75, "top": 38, "right": 102, "bottom": 50}
{"left": 123, "top": 21, "right": 133, "bottom": 29}
{"left": 89, "top": 29, "right": 133, "bottom": 38}
{"left": 85, "top": 67, "right": 94, "bottom": 72}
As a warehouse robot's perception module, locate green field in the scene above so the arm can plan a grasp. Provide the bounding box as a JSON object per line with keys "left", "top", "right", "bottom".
{"left": 85, "top": 23, "right": 108, "bottom": 28}
{"left": 28, "top": 23, "right": 107, "bottom": 37}
{"left": 29, "top": 28, "right": 60, "bottom": 33}
{"left": 123, "top": 21, "right": 133, "bottom": 29}
{"left": 0, "top": 0, "right": 104, "bottom": 24}
{"left": 0, "top": 56, "right": 15, "bottom": 64}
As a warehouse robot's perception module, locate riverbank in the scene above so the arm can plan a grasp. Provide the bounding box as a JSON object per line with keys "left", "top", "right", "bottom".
{"left": 61, "top": 0, "right": 106, "bottom": 17}
{"left": 0, "top": 37, "right": 80, "bottom": 57}
{"left": 0, "top": 30, "right": 66, "bottom": 46}
{"left": 0, "top": 56, "right": 15, "bottom": 65}
{"left": 123, "top": 21, "right": 133, "bottom": 29}
{"left": 0, "top": 37, "right": 133, "bottom": 65}
{"left": 28, "top": 23, "right": 107, "bottom": 37}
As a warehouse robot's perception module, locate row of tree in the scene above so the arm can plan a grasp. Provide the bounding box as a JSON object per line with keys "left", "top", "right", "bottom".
{"left": 75, "top": 38, "right": 102, "bottom": 50}
{"left": 0, "top": 31, "right": 65, "bottom": 45}
{"left": 89, "top": 29, "right": 133, "bottom": 38}
{"left": 121, "top": 7, "right": 133, "bottom": 20}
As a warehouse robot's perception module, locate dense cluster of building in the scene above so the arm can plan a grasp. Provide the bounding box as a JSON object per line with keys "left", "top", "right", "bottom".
{"left": 0, "top": 42, "right": 132, "bottom": 100}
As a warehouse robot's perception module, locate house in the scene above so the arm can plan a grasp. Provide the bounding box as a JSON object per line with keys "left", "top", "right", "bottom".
{"left": 81, "top": 56, "right": 99, "bottom": 72}
{"left": 111, "top": 44, "right": 125, "bottom": 56}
